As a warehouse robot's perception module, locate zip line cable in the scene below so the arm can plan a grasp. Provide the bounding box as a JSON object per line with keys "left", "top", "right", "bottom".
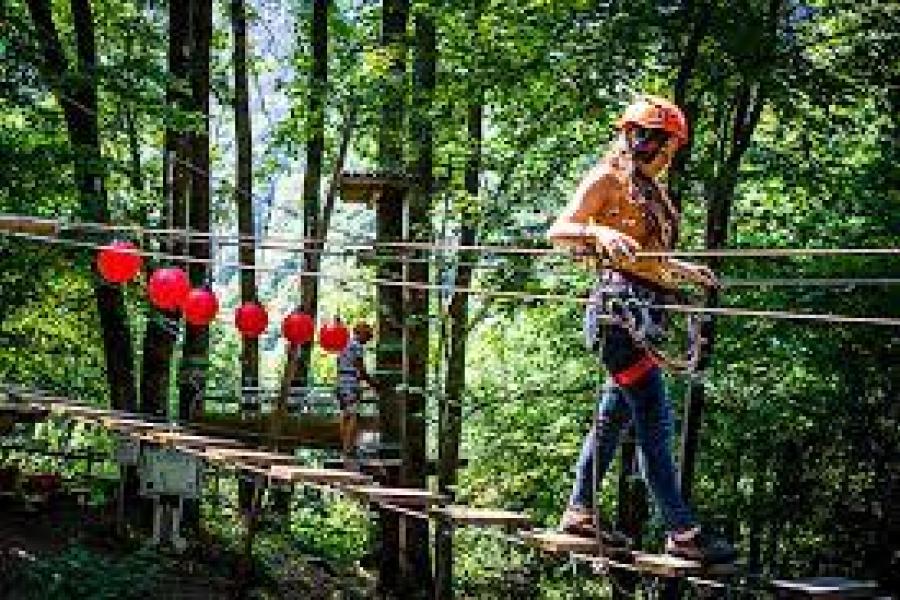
{"left": 3, "top": 214, "right": 900, "bottom": 261}
{"left": 2, "top": 229, "right": 900, "bottom": 328}
{"left": 8, "top": 226, "right": 900, "bottom": 292}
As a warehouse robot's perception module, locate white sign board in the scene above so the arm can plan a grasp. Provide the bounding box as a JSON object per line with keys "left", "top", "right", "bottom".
{"left": 139, "top": 447, "right": 202, "bottom": 499}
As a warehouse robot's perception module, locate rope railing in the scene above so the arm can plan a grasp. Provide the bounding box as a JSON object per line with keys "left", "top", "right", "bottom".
{"left": 3, "top": 213, "right": 899, "bottom": 260}
{"left": 2, "top": 229, "right": 899, "bottom": 328}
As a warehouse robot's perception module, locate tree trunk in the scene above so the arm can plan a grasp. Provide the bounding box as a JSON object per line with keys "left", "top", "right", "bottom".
{"left": 232, "top": 0, "right": 258, "bottom": 397}
{"left": 294, "top": 0, "right": 329, "bottom": 396}
{"left": 436, "top": 95, "right": 481, "bottom": 600}
{"left": 680, "top": 80, "right": 766, "bottom": 500}
{"left": 140, "top": 0, "right": 192, "bottom": 417}
{"left": 677, "top": 0, "right": 778, "bottom": 500}
{"left": 178, "top": 0, "right": 213, "bottom": 422}
{"left": 25, "top": 0, "right": 137, "bottom": 411}
{"left": 404, "top": 5, "right": 435, "bottom": 595}
{"left": 122, "top": 33, "right": 142, "bottom": 193}
{"left": 272, "top": 108, "right": 353, "bottom": 447}
{"left": 376, "top": 0, "right": 408, "bottom": 593}
{"left": 669, "top": 0, "right": 710, "bottom": 214}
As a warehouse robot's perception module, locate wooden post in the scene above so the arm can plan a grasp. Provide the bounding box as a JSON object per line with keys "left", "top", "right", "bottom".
{"left": 237, "top": 473, "right": 265, "bottom": 592}
{"left": 433, "top": 513, "right": 453, "bottom": 599}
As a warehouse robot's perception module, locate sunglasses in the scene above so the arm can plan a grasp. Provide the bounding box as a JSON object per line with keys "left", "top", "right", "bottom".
{"left": 631, "top": 127, "right": 673, "bottom": 153}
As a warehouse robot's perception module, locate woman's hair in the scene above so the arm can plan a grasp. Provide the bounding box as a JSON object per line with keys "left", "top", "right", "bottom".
{"left": 602, "top": 131, "right": 681, "bottom": 248}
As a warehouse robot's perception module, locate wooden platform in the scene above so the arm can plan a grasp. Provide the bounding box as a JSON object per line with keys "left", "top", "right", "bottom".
{"left": 338, "top": 172, "right": 415, "bottom": 205}
{"left": 632, "top": 551, "right": 737, "bottom": 577}
{"left": 430, "top": 506, "right": 532, "bottom": 529}
{"left": 520, "top": 530, "right": 600, "bottom": 555}
{"left": 344, "top": 485, "right": 446, "bottom": 507}
{"left": 268, "top": 465, "right": 372, "bottom": 486}
{"left": 771, "top": 577, "right": 881, "bottom": 598}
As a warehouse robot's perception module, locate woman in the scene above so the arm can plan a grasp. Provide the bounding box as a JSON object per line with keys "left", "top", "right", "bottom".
{"left": 547, "top": 95, "right": 735, "bottom": 564}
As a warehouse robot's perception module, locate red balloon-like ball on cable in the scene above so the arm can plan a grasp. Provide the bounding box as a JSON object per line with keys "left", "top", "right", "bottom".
{"left": 319, "top": 320, "right": 350, "bottom": 353}
{"left": 97, "top": 241, "right": 142, "bottom": 284}
{"left": 235, "top": 302, "right": 268, "bottom": 338}
{"left": 182, "top": 288, "right": 219, "bottom": 326}
{"left": 147, "top": 267, "right": 190, "bottom": 310}
{"left": 282, "top": 311, "right": 315, "bottom": 346}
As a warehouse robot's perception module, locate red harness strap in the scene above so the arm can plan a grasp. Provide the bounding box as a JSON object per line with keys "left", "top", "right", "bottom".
{"left": 612, "top": 353, "right": 657, "bottom": 387}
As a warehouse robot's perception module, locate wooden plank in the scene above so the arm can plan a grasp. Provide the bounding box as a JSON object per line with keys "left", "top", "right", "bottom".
{"left": 771, "top": 578, "right": 880, "bottom": 598}
{"left": 0, "top": 215, "right": 60, "bottom": 236}
{"left": 203, "top": 447, "right": 297, "bottom": 467}
{"left": 56, "top": 405, "right": 125, "bottom": 418}
{"left": 173, "top": 445, "right": 209, "bottom": 458}
{"left": 344, "top": 485, "right": 446, "bottom": 507}
{"left": 143, "top": 431, "right": 243, "bottom": 448}
{"left": 324, "top": 457, "right": 402, "bottom": 469}
{"left": 0, "top": 403, "right": 50, "bottom": 421}
{"left": 323, "top": 458, "right": 402, "bottom": 479}
{"left": 101, "top": 416, "right": 168, "bottom": 428}
{"left": 338, "top": 172, "right": 414, "bottom": 204}
{"left": 632, "top": 552, "right": 737, "bottom": 577}
{"left": 104, "top": 420, "right": 175, "bottom": 436}
{"left": 521, "top": 530, "right": 600, "bottom": 555}
{"left": 194, "top": 412, "right": 378, "bottom": 450}
{"left": 429, "top": 506, "right": 532, "bottom": 529}
{"left": 268, "top": 466, "right": 372, "bottom": 486}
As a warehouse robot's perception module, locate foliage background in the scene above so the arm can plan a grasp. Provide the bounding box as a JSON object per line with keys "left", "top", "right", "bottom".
{"left": 0, "top": 0, "right": 897, "bottom": 596}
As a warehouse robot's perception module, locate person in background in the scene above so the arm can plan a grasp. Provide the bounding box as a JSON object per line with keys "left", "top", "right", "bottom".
{"left": 336, "top": 322, "right": 380, "bottom": 466}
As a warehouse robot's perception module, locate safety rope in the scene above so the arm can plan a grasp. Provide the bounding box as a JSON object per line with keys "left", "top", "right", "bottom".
{"left": 2, "top": 229, "right": 899, "bottom": 328}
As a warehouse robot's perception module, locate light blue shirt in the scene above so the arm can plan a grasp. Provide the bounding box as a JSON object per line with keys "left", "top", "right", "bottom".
{"left": 336, "top": 337, "right": 364, "bottom": 394}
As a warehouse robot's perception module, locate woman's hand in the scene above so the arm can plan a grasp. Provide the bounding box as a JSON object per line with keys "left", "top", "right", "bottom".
{"left": 670, "top": 259, "right": 720, "bottom": 289}
{"left": 593, "top": 226, "right": 641, "bottom": 262}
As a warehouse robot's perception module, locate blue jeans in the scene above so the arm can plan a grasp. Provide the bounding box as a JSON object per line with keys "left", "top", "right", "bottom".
{"left": 568, "top": 366, "right": 695, "bottom": 532}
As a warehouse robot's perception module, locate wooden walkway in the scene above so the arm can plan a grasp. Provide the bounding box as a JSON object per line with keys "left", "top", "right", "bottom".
{"left": 1, "top": 397, "right": 884, "bottom": 598}
{"left": 43, "top": 403, "right": 742, "bottom": 580}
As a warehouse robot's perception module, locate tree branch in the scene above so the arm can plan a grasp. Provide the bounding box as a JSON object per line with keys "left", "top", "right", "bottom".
{"left": 24, "top": 0, "right": 69, "bottom": 90}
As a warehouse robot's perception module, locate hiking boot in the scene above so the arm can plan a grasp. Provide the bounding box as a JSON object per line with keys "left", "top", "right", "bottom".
{"left": 666, "top": 527, "right": 736, "bottom": 565}
{"left": 559, "top": 505, "right": 631, "bottom": 548}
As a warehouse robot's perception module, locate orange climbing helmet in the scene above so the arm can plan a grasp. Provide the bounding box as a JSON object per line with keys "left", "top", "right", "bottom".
{"left": 616, "top": 95, "right": 688, "bottom": 146}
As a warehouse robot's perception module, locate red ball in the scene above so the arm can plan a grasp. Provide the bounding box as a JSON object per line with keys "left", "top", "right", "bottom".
{"left": 182, "top": 288, "right": 219, "bottom": 326}
{"left": 282, "top": 311, "right": 315, "bottom": 346}
{"left": 319, "top": 321, "right": 350, "bottom": 353}
{"left": 235, "top": 302, "right": 268, "bottom": 338}
{"left": 148, "top": 267, "right": 190, "bottom": 310}
{"left": 97, "top": 241, "right": 142, "bottom": 284}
